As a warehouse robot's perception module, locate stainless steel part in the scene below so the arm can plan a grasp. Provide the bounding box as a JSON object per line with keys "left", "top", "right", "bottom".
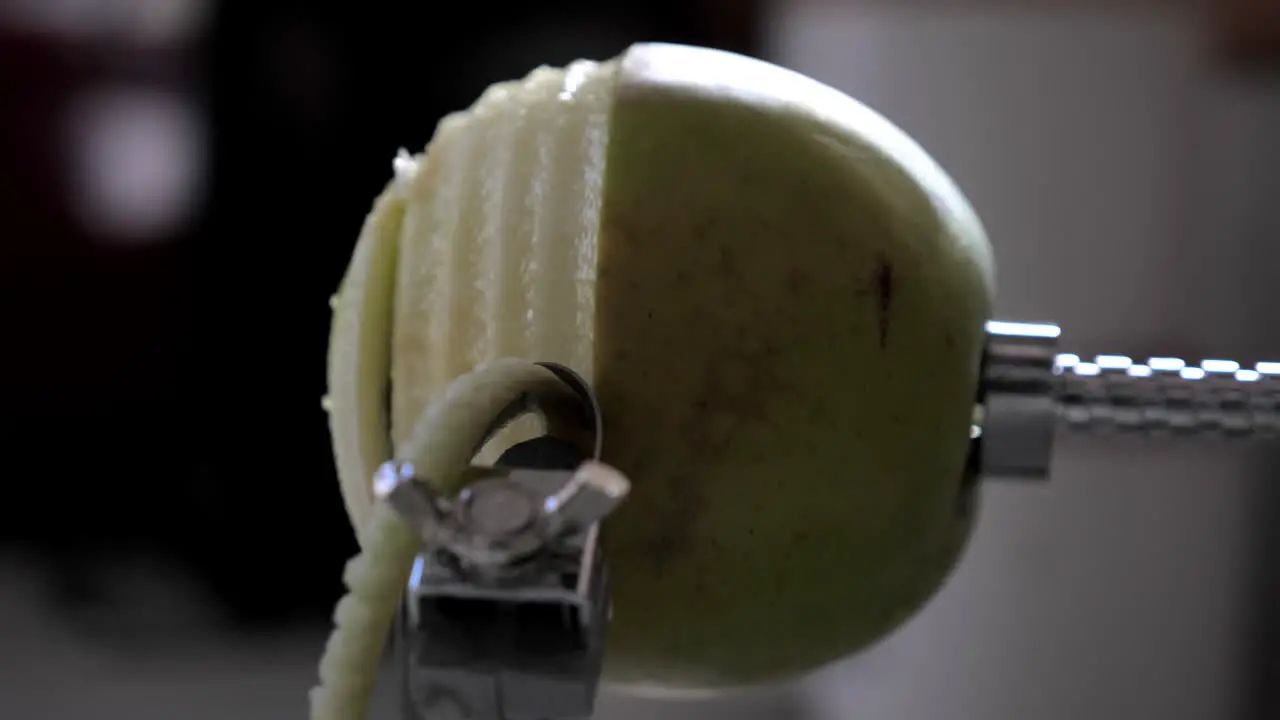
{"left": 386, "top": 362, "right": 628, "bottom": 720}
{"left": 980, "top": 320, "right": 1280, "bottom": 480}
{"left": 378, "top": 462, "right": 629, "bottom": 573}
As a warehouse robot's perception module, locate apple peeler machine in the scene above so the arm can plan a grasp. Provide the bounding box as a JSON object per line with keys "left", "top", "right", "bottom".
{"left": 379, "top": 321, "right": 1280, "bottom": 720}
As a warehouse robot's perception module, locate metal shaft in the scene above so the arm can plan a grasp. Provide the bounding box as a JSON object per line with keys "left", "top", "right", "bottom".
{"left": 1054, "top": 354, "right": 1280, "bottom": 436}
{"left": 979, "top": 321, "right": 1280, "bottom": 480}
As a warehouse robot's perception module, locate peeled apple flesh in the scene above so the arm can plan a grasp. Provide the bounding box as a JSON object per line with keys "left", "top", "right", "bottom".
{"left": 326, "top": 43, "right": 995, "bottom": 693}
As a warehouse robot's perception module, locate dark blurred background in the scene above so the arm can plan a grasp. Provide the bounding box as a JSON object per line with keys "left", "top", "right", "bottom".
{"left": 1, "top": 1, "right": 1278, "bottom": 719}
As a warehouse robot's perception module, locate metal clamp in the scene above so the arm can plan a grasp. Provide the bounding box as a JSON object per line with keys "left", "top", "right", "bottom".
{"left": 379, "top": 363, "right": 629, "bottom": 720}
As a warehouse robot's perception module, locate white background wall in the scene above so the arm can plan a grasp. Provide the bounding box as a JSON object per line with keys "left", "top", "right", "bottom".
{"left": 770, "top": 3, "right": 1280, "bottom": 720}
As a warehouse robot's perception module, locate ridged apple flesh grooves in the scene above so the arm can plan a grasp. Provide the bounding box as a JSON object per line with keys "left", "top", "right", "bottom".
{"left": 390, "top": 59, "right": 618, "bottom": 467}
{"left": 317, "top": 58, "right": 619, "bottom": 720}
{"left": 327, "top": 59, "right": 618, "bottom": 540}
{"left": 326, "top": 179, "right": 405, "bottom": 541}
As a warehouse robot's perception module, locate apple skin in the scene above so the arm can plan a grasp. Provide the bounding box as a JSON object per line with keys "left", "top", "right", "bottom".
{"left": 331, "top": 42, "right": 995, "bottom": 694}
{"left": 591, "top": 43, "right": 995, "bottom": 691}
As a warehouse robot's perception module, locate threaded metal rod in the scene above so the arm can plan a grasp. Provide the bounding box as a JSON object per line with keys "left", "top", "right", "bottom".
{"left": 979, "top": 321, "right": 1280, "bottom": 480}
{"left": 1054, "top": 354, "right": 1280, "bottom": 436}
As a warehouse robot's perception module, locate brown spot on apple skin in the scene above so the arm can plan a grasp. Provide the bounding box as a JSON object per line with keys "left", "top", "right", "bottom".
{"left": 598, "top": 209, "right": 814, "bottom": 577}
{"left": 874, "top": 255, "right": 895, "bottom": 349}
{"left": 715, "top": 243, "right": 736, "bottom": 278}
{"left": 786, "top": 268, "right": 811, "bottom": 294}
{"left": 639, "top": 349, "right": 792, "bottom": 572}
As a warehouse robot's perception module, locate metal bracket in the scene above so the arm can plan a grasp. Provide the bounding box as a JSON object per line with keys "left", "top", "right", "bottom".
{"left": 380, "top": 363, "right": 627, "bottom": 720}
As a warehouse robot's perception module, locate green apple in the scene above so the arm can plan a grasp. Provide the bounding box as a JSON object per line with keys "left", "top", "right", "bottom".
{"left": 328, "top": 42, "right": 994, "bottom": 694}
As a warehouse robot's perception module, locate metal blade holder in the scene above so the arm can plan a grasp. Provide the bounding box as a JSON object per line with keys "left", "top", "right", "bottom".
{"left": 376, "top": 363, "right": 629, "bottom": 720}
{"left": 979, "top": 320, "right": 1280, "bottom": 479}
